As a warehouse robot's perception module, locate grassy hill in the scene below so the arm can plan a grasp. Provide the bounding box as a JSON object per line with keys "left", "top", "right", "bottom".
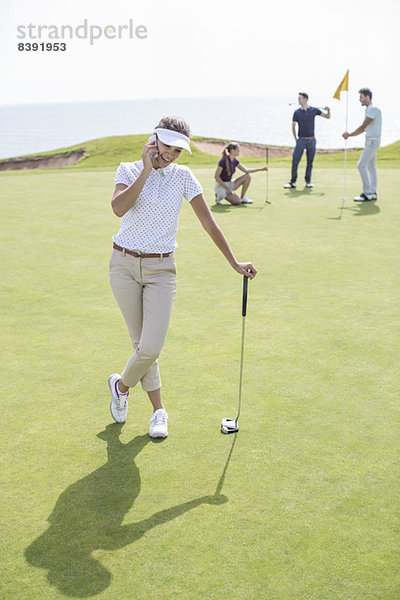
{"left": 1, "top": 136, "right": 399, "bottom": 172}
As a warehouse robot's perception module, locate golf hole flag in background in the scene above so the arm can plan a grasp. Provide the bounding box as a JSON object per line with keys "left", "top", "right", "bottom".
{"left": 333, "top": 69, "right": 349, "bottom": 100}
{"left": 333, "top": 69, "right": 350, "bottom": 206}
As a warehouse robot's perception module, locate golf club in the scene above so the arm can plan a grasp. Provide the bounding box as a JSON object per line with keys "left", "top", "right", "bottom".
{"left": 221, "top": 274, "right": 248, "bottom": 434}
{"left": 289, "top": 103, "right": 330, "bottom": 110}
{"left": 265, "top": 146, "right": 271, "bottom": 204}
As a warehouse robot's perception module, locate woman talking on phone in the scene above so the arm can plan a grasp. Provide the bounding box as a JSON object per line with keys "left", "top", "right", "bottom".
{"left": 108, "top": 116, "right": 257, "bottom": 438}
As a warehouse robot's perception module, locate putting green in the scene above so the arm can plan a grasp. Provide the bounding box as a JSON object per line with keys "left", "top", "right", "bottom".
{"left": 1, "top": 165, "right": 399, "bottom": 599}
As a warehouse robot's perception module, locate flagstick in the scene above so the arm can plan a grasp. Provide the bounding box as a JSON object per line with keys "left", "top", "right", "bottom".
{"left": 343, "top": 136, "right": 347, "bottom": 209}
{"left": 344, "top": 79, "right": 349, "bottom": 201}
{"left": 340, "top": 72, "right": 349, "bottom": 216}
{"left": 265, "top": 147, "right": 271, "bottom": 204}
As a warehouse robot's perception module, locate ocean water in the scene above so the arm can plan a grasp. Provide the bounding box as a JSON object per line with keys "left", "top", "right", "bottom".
{"left": 0, "top": 96, "right": 398, "bottom": 160}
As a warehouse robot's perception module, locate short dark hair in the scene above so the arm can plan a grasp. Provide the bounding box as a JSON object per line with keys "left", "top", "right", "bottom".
{"left": 359, "top": 88, "right": 372, "bottom": 100}
{"left": 299, "top": 92, "right": 308, "bottom": 100}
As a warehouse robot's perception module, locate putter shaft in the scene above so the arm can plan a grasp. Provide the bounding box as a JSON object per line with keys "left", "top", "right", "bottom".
{"left": 236, "top": 315, "right": 246, "bottom": 423}
{"left": 236, "top": 275, "right": 248, "bottom": 423}
{"left": 221, "top": 276, "right": 248, "bottom": 433}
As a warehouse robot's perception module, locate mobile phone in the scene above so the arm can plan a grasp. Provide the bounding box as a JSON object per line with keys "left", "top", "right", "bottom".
{"left": 148, "top": 134, "right": 158, "bottom": 159}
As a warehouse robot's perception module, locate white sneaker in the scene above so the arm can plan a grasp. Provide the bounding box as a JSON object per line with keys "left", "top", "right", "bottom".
{"left": 149, "top": 408, "right": 168, "bottom": 438}
{"left": 284, "top": 182, "right": 296, "bottom": 189}
{"left": 108, "top": 373, "right": 129, "bottom": 423}
{"left": 241, "top": 196, "right": 254, "bottom": 204}
{"left": 305, "top": 183, "right": 313, "bottom": 188}
{"left": 353, "top": 193, "right": 374, "bottom": 202}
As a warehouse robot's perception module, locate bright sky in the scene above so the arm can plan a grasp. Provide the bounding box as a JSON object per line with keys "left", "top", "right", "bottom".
{"left": 0, "top": 0, "right": 398, "bottom": 106}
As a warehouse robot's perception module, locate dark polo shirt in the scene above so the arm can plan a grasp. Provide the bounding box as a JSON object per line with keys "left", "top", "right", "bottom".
{"left": 218, "top": 157, "right": 239, "bottom": 182}
{"left": 293, "top": 106, "right": 322, "bottom": 138}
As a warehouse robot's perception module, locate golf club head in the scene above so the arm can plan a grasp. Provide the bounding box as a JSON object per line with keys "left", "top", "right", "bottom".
{"left": 221, "top": 418, "right": 239, "bottom": 434}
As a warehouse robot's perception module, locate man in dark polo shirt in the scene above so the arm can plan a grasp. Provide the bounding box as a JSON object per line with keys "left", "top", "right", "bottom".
{"left": 284, "top": 92, "right": 330, "bottom": 189}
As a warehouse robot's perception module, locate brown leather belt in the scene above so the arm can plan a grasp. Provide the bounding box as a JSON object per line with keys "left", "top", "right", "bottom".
{"left": 113, "top": 242, "right": 172, "bottom": 258}
{"left": 300, "top": 137, "right": 314, "bottom": 140}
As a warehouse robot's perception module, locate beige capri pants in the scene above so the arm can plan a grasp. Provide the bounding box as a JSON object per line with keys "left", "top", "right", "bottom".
{"left": 109, "top": 248, "right": 177, "bottom": 391}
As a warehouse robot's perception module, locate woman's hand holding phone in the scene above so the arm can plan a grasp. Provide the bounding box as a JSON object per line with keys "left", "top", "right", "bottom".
{"left": 142, "top": 135, "right": 158, "bottom": 170}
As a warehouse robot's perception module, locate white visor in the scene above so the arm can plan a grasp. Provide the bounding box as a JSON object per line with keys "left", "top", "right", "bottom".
{"left": 154, "top": 128, "right": 191, "bottom": 154}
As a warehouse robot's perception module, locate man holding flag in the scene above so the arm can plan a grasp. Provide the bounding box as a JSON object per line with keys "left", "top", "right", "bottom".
{"left": 343, "top": 88, "right": 382, "bottom": 202}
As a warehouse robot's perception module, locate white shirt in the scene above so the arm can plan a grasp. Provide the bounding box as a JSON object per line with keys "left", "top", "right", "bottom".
{"left": 365, "top": 103, "right": 382, "bottom": 138}
{"left": 113, "top": 161, "right": 203, "bottom": 253}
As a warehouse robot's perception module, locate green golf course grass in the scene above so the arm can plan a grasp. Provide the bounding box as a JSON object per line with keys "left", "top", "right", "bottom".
{"left": 1, "top": 153, "right": 399, "bottom": 599}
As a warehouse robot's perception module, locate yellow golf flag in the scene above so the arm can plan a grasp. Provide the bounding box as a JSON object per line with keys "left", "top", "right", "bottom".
{"left": 333, "top": 70, "right": 349, "bottom": 100}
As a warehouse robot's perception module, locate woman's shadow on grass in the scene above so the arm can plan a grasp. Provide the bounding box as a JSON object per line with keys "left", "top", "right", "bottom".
{"left": 25, "top": 424, "right": 227, "bottom": 597}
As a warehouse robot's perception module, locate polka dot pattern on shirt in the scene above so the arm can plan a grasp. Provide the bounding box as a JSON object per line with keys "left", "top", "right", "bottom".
{"left": 112, "top": 161, "right": 203, "bottom": 253}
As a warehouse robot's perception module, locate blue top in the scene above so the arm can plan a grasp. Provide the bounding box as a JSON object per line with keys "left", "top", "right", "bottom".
{"left": 218, "top": 157, "right": 239, "bottom": 182}
{"left": 293, "top": 106, "right": 322, "bottom": 138}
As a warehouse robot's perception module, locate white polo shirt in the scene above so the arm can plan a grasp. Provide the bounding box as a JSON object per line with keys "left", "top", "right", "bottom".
{"left": 365, "top": 103, "right": 382, "bottom": 138}
{"left": 112, "top": 161, "right": 203, "bottom": 253}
